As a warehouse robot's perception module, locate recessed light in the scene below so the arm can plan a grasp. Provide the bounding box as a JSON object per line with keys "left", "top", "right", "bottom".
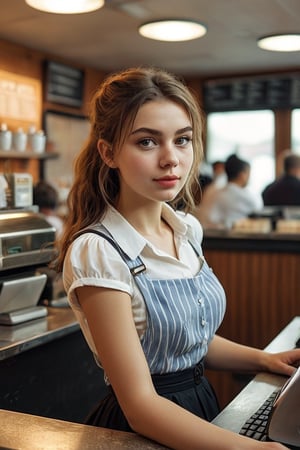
{"left": 257, "top": 34, "right": 300, "bottom": 52}
{"left": 25, "top": 0, "right": 104, "bottom": 14}
{"left": 139, "top": 19, "right": 207, "bottom": 42}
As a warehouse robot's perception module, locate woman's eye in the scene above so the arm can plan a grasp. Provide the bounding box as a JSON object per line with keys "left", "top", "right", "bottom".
{"left": 139, "top": 138, "right": 156, "bottom": 148}
{"left": 176, "top": 136, "right": 192, "bottom": 146}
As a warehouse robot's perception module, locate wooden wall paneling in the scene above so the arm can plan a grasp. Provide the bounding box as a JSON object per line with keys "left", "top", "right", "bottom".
{"left": 0, "top": 40, "right": 42, "bottom": 79}
{"left": 205, "top": 249, "right": 300, "bottom": 349}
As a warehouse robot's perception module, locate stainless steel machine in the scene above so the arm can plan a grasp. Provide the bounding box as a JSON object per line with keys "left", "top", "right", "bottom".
{"left": 0, "top": 209, "right": 56, "bottom": 325}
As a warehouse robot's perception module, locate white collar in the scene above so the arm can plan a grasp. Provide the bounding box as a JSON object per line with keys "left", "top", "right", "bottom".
{"left": 100, "top": 204, "right": 194, "bottom": 260}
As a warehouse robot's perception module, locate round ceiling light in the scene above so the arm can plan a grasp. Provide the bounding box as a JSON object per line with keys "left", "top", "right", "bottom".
{"left": 139, "top": 19, "right": 207, "bottom": 42}
{"left": 257, "top": 34, "right": 300, "bottom": 52}
{"left": 25, "top": 0, "right": 104, "bottom": 14}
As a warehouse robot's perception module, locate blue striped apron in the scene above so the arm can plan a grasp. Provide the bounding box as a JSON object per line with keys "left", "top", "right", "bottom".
{"left": 78, "top": 226, "right": 226, "bottom": 429}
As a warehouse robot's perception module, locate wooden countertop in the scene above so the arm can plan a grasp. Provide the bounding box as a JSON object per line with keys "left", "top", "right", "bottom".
{"left": 0, "top": 409, "right": 168, "bottom": 450}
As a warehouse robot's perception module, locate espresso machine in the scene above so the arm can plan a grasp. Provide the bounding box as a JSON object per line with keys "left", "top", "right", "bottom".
{"left": 0, "top": 209, "right": 56, "bottom": 325}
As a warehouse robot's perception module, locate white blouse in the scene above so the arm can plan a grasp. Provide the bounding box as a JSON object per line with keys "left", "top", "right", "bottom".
{"left": 63, "top": 204, "right": 203, "bottom": 357}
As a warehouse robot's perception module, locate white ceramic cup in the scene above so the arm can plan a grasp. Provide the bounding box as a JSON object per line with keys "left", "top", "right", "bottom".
{"left": 0, "top": 130, "right": 12, "bottom": 151}
{"left": 13, "top": 130, "right": 27, "bottom": 152}
{"left": 31, "top": 133, "right": 46, "bottom": 153}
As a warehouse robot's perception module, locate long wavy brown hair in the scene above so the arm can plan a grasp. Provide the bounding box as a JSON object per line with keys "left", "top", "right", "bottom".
{"left": 53, "top": 66, "right": 204, "bottom": 272}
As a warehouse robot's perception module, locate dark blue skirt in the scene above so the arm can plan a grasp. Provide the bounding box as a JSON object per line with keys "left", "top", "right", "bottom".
{"left": 85, "top": 361, "right": 220, "bottom": 432}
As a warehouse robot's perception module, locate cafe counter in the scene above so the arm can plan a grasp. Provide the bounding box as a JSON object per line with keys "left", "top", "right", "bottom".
{"left": 202, "top": 228, "right": 300, "bottom": 407}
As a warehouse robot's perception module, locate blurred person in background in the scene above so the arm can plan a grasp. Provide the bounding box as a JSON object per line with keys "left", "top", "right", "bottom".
{"left": 198, "top": 154, "right": 263, "bottom": 229}
{"left": 210, "top": 160, "right": 227, "bottom": 189}
{"left": 194, "top": 160, "right": 227, "bottom": 227}
{"left": 262, "top": 152, "right": 300, "bottom": 206}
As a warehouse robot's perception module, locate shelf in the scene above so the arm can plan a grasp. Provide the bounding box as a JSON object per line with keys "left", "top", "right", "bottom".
{"left": 0, "top": 151, "right": 59, "bottom": 160}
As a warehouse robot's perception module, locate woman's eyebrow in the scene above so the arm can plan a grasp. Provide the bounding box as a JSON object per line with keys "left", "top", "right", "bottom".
{"left": 131, "top": 126, "right": 192, "bottom": 136}
{"left": 175, "top": 126, "right": 193, "bottom": 135}
{"left": 131, "top": 127, "right": 162, "bottom": 136}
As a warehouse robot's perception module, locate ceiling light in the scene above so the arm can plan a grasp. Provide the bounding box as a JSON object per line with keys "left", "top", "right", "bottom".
{"left": 139, "top": 19, "right": 207, "bottom": 42}
{"left": 25, "top": 0, "right": 104, "bottom": 14}
{"left": 257, "top": 34, "right": 300, "bottom": 52}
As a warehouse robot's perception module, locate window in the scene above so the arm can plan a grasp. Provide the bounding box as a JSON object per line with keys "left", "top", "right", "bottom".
{"left": 291, "top": 109, "right": 300, "bottom": 153}
{"left": 205, "top": 110, "right": 275, "bottom": 195}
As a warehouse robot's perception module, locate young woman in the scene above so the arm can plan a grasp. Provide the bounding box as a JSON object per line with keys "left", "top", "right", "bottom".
{"left": 54, "top": 67, "right": 300, "bottom": 450}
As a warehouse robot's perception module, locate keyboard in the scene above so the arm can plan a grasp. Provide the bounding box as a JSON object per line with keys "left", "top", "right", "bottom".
{"left": 239, "top": 390, "right": 278, "bottom": 441}
{"left": 239, "top": 391, "right": 300, "bottom": 449}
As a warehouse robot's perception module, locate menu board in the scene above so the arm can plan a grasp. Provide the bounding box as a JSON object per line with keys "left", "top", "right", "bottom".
{"left": 44, "top": 61, "right": 85, "bottom": 108}
{"left": 203, "top": 73, "right": 300, "bottom": 112}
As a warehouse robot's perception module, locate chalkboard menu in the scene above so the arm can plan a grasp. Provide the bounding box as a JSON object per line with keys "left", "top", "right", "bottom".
{"left": 203, "top": 73, "right": 300, "bottom": 112}
{"left": 44, "top": 61, "right": 84, "bottom": 108}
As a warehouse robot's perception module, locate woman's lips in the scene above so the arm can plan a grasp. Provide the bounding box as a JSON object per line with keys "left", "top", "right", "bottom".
{"left": 154, "top": 176, "right": 180, "bottom": 188}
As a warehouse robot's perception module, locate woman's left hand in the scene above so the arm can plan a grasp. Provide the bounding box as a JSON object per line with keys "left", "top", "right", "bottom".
{"left": 206, "top": 335, "right": 300, "bottom": 376}
{"left": 264, "top": 348, "right": 300, "bottom": 377}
